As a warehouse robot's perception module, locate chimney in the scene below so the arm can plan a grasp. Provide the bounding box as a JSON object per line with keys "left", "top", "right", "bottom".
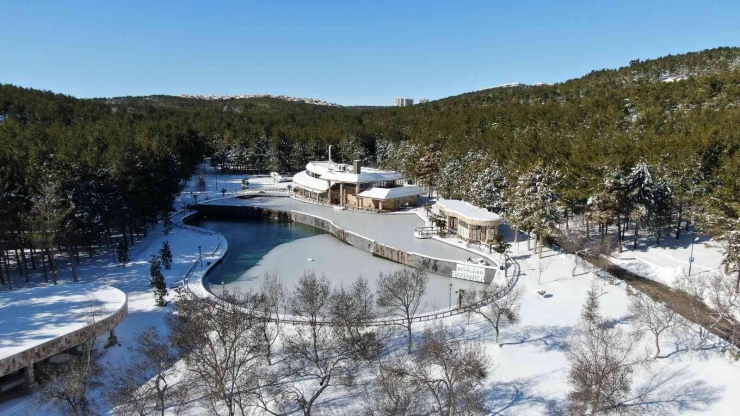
{"left": 353, "top": 159, "right": 362, "bottom": 174}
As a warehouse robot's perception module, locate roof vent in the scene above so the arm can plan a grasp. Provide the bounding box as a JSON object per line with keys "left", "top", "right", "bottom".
{"left": 353, "top": 159, "right": 362, "bottom": 175}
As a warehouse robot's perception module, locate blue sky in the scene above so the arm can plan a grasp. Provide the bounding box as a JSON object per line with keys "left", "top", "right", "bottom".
{"left": 1, "top": 1, "right": 738, "bottom": 106}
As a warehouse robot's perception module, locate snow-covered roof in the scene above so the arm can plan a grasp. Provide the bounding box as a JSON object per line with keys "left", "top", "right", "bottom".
{"left": 306, "top": 161, "right": 403, "bottom": 184}
{"left": 0, "top": 284, "right": 127, "bottom": 374}
{"left": 437, "top": 199, "right": 502, "bottom": 226}
{"left": 293, "top": 170, "right": 330, "bottom": 192}
{"left": 357, "top": 185, "right": 423, "bottom": 200}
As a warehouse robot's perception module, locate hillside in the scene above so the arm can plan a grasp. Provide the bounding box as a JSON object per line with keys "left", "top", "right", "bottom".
{"left": 2, "top": 46, "right": 740, "bottom": 214}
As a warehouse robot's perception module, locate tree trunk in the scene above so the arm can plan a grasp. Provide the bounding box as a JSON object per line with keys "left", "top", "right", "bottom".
{"left": 616, "top": 215, "right": 623, "bottom": 253}
{"left": 633, "top": 221, "right": 639, "bottom": 249}
{"left": 675, "top": 203, "right": 683, "bottom": 240}
{"left": 538, "top": 234, "right": 544, "bottom": 259}
{"left": 0, "top": 254, "right": 5, "bottom": 286}
{"left": 494, "top": 325, "right": 500, "bottom": 346}
{"left": 14, "top": 244, "right": 22, "bottom": 276}
{"left": 47, "top": 248, "right": 58, "bottom": 285}
{"left": 407, "top": 325, "right": 413, "bottom": 353}
{"left": 654, "top": 334, "right": 661, "bottom": 358}
{"left": 41, "top": 248, "right": 48, "bottom": 283}
{"left": 30, "top": 244, "right": 37, "bottom": 269}
{"left": 2, "top": 245, "right": 12, "bottom": 290}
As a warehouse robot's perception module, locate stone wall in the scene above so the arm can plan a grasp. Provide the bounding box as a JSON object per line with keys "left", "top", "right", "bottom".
{"left": 193, "top": 204, "right": 496, "bottom": 284}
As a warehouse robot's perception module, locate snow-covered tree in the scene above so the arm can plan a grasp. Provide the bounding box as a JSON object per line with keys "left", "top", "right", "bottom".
{"left": 440, "top": 158, "right": 466, "bottom": 200}
{"left": 659, "top": 155, "right": 706, "bottom": 239}
{"left": 507, "top": 161, "right": 561, "bottom": 256}
{"left": 625, "top": 162, "right": 674, "bottom": 248}
{"left": 587, "top": 190, "right": 618, "bottom": 242}
{"left": 29, "top": 172, "right": 69, "bottom": 286}
{"left": 417, "top": 148, "right": 441, "bottom": 197}
{"left": 469, "top": 162, "right": 508, "bottom": 214}
{"left": 719, "top": 220, "right": 740, "bottom": 291}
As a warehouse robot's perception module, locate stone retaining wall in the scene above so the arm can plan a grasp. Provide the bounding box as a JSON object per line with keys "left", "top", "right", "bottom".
{"left": 192, "top": 204, "right": 497, "bottom": 284}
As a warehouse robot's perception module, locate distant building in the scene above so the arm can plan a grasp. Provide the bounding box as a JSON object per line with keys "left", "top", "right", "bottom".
{"left": 418, "top": 98, "right": 429, "bottom": 104}
{"left": 395, "top": 97, "right": 414, "bottom": 107}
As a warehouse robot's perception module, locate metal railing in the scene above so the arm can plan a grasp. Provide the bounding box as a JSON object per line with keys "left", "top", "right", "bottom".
{"left": 414, "top": 226, "right": 440, "bottom": 237}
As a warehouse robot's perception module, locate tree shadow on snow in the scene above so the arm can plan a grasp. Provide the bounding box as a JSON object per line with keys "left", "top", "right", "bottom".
{"left": 483, "top": 372, "right": 562, "bottom": 415}
{"left": 618, "top": 366, "right": 722, "bottom": 415}
{"left": 498, "top": 325, "right": 572, "bottom": 352}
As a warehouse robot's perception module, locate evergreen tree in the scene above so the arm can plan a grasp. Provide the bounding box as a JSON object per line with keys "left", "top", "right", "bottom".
{"left": 469, "top": 162, "right": 508, "bottom": 214}
{"left": 158, "top": 241, "right": 173, "bottom": 270}
{"left": 149, "top": 255, "right": 168, "bottom": 307}
{"left": 507, "top": 161, "right": 561, "bottom": 256}
{"left": 163, "top": 216, "right": 173, "bottom": 235}
{"left": 581, "top": 286, "right": 601, "bottom": 326}
{"left": 441, "top": 158, "right": 465, "bottom": 199}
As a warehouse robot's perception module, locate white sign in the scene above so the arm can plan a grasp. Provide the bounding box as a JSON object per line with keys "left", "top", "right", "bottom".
{"left": 452, "top": 264, "right": 485, "bottom": 283}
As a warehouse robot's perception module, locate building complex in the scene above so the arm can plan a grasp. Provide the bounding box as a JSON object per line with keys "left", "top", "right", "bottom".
{"left": 292, "top": 159, "right": 422, "bottom": 211}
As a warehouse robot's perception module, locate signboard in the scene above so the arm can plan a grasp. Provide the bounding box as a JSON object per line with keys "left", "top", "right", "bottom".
{"left": 689, "top": 256, "right": 695, "bottom": 263}
{"left": 452, "top": 264, "right": 485, "bottom": 283}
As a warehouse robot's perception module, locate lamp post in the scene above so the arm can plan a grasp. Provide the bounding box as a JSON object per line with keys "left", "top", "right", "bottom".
{"left": 449, "top": 283, "right": 453, "bottom": 309}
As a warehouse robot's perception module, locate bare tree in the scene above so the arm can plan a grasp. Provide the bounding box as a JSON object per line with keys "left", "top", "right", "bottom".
{"left": 258, "top": 273, "right": 284, "bottom": 365}
{"left": 106, "top": 328, "right": 180, "bottom": 416}
{"left": 628, "top": 294, "right": 677, "bottom": 358}
{"left": 382, "top": 324, "right": 490, "bottom": 416}
{"left": 537, "top": 260, "right": 550, "bottom": 285}
{"left": 376, "top": 268, "right": 429, "bottom": 352}
{"left": 283, "top": 271, "right": 380, "bottom": 416}
{"left": 361, "top": 357, "right": 426, "bottom": 416}
{"left": 567, "top": 291, "right": 647, "bottom": 415}
{"left": 555, "top": 228, "right": 589, "bottom": 277}
{"left": 167, "top": 289, "right": 274, "bottom": 416}
{"left": 675, "top": 271, "right": 740, "bottom": 350}
{"left": 34, "top": 302, "right": 105, "bottom": 416}
{"left": 284, "top": 270, "right": 380, "bottom": 416}
{"left": 468, "top": 278, "right": 523, "bottom": 345}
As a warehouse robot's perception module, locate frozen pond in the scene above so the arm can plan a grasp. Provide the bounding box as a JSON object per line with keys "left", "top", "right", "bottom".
{"left": 187, "top": 217, "right": 484, "bottom": 313}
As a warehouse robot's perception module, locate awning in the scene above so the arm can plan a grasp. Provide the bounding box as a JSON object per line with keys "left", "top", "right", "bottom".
{"left": 356, "top": 185, "right": 423, "bottom": 200}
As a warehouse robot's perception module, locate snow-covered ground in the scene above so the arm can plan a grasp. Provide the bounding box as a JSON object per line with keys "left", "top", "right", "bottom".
{"left": 609, "top": 230, "right": 726, "bottom": 287}
{"left": 175, "top": 163, "right": 290, "bottom": 209}
{"left": 2, "top": 164, "right": 739, "bottom": 415}
{"left": 0, "top": 285, "right": 126, "bottom": 362}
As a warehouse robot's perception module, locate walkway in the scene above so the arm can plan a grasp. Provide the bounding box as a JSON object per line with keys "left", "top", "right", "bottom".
{"left": 582, "top": 253, "right": 740, "bottom": 348}
{"left": 204, "top": 196, "right": 479, "bottom": 262}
